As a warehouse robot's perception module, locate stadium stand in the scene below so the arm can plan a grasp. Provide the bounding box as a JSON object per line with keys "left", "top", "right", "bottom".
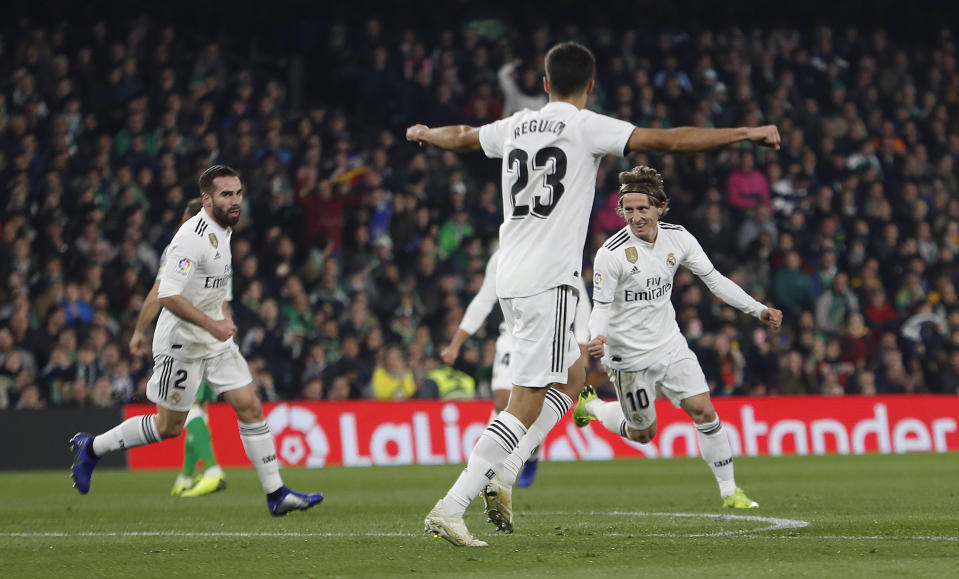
{"left": 1, "top": 5, "right": 958, "bottom": 410}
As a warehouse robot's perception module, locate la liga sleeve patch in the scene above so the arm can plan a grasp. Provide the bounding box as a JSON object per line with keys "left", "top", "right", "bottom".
{"left": 175, "top": 257, "right": 192, "bottom": 275}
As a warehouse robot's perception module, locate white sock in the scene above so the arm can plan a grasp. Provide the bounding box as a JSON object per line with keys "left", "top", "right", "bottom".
{"left": 238, "top": 420, "right": 283, "bottom": 495}
{"left": 696, "top": 418, "right": 737, "bottom": 497}
{"left": 185, "top": 404, "right": 206, "bottom": 425}
{"left": 586, "top": 397, "right": 630, "bottom": 438}
{"left": 528, "top": 444, "right": 541, "bottom": 461}
{"left": 92, "top": 415, "right": 161, "bottom": 456}
{"left": 443, "top": 412, "right": 526, "bottom": 518}
{"left": 500, "top": 389, "right": 573, "bottom": 487}
{"left": 204, "top": 465, "right": 224, "bottom": 479}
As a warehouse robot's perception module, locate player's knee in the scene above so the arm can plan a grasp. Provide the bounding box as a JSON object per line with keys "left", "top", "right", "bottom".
{"left": 232, "top": 391, "right": 264, "bottom": 423}
{"left": 627, "top": 426, "right": 657, "bottom": 444}
{"left": 687, "top": 406, "right": 716, "bottom": 424}
{"left": 156, "top": 421, "right": 183, "bottom": 439}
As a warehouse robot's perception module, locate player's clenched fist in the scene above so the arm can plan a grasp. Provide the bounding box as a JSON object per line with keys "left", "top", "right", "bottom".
{"left": 406, "top": 124, "right": 429, "bottom": 144}
{"left": 748, "top": 125, "right": 781, "bottom": 150}
{"left": 761, "top": 308, "right": 783, "bottom": 330}
{"left": 129, "top": 332, "right": 149, "bottom": 356}
{"left": 208, "top": 318, "right": 237, "bottom": 341}
{"left": 587, "top": 335, "right": 608, "bottom": 359}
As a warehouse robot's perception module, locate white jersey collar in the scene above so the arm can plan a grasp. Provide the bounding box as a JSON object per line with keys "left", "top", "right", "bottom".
{"left": 542, "top": 101, "right": 579, "bottom": 113}
{"left": 626, "top": 222, "right": 659, "bottom": 248}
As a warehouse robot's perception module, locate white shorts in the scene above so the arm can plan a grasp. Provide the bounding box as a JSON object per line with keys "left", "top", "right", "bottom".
{"left": 147, "top": 347, "right": 253, "bottom": 412}
{"left": 499, "top": 285, "right": 580, "bottom": 389}
{"left": 605, "top": 340, "right": 708, "bottom": 431}
{"left": 490, "top": 331, "right": 513, "bottom": 392}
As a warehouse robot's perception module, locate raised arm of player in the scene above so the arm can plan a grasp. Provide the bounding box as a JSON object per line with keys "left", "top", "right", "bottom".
{"left": 406, "top": 124, "right": 482, "bottom": 152}
{"left": 627, "top": 125, "right": 780, "bottom": 154}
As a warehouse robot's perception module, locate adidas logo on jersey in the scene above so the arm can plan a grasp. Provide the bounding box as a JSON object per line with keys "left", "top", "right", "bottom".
{"left": 628, "top": 265, "right": 641, "bottom": 276}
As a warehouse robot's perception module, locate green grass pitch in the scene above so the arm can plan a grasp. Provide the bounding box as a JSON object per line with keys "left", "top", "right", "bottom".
{"left": 2, "top": 453, "right": 957, "bottom": 578}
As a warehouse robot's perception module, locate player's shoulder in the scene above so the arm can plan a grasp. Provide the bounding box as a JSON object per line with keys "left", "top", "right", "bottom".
{"left": 493, "top": 107, "right": 534, "bottom": 126}
{"left": 171, "top": 212, "right": 213, "bottom": 247}
{"left": 658, "top": 222, "right": 700, "bottom": 249}
{"left": 600, "top": 226, "right": 632, "bottom": 252}
{"left": 658, "top": 221, "right": 688, "bottom": 235}
{"left": 576, "top": 107, "right": 630, "bottom": 127}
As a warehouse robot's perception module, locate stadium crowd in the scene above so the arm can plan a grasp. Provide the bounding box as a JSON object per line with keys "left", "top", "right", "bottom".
{"left": 1, "top": 12, "right": 958, "bottom": 411}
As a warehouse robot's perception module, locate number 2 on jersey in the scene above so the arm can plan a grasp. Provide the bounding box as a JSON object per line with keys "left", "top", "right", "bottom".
{"left": 506, "top": 147, "right": 568, "bottom": 219}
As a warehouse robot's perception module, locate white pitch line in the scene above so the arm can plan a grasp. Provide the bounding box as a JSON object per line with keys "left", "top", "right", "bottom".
{"left": 2, "top": 513, "right": 955, "bottom": 542}
{"left": 539, "top": 510, "right": 810, "bottom": 536}
{"left": 2, "top": 531, "right": 956, "bottom": 542}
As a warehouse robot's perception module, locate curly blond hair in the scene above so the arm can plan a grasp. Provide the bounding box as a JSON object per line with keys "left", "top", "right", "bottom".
{"left": 616, "top": 165, "right": 669, "bottom": 217}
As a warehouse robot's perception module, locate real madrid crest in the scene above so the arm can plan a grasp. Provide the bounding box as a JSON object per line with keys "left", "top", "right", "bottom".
{"left": 666, "top": 252, "right": 677, "bottom": 267}
{"left": 625, "top": 247, "right": 638, "bottom": 264}
{"left": 209, "top": 233, "right": 218, "bottom": 248}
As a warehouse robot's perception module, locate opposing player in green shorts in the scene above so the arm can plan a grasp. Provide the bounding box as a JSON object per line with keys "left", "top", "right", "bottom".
{"left": 129, "top": 198, "right": 226, "bottom": 497}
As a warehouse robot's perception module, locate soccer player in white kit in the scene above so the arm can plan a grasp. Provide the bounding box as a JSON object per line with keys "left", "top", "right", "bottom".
{"left": 407, "top": 41, "right": 780, "bottom": 546}
{"left": 574, "top": 165, "right": 783, "bottom": 509}
{"left": 70, "top": 165, "right": 323, "bottom": 516}
{"left": 129, "top": 197, "right": 227, "bottom": 498}
{"left": 440, "top": 248, "right": 591, "bottom": 488}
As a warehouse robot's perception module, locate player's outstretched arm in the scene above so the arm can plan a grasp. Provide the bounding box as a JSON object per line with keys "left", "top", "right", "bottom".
{"left": 130, "top": 282, "right": 162, "bottom": 356}
{"left": 406, "top": 124, "right": 482, "bottom": 152}
{"left": 627, "top": 125, "right": 780, "bottom": 154}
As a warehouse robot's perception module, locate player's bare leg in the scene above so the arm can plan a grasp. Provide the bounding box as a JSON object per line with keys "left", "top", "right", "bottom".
{"left": 575, "top": 387, "right": 757, "bottom": 508}
{"left": 428, "top": 383, "right": 532, "bottom": 544}
{"left": 483, "top": 357, "right": 584, "bottom": 532}
{"left": 681, "top": 393, "right": 757, "bottom": 508}
{"left": 221, "top": 384, "right": 323, "bottom": 515}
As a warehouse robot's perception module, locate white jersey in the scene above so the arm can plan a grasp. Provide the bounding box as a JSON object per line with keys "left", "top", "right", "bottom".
{"left": 155, "top": 208, "right": 235, "bottom": 360}
{"left": 591, "top": 223, "right": 765, "bottom": 370}
{"left": 479, "top": 102, "right": 634, "bottom": 298}
{"left": 461, "top": 249, "right": 591, "bottom": 345}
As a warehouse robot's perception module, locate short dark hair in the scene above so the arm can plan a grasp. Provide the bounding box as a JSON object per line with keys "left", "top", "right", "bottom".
{"left": 545, "top": 42, "right": 595, "bottom": 97}
{"left": 183, "top": 197, "right": 203, "bottom": 219}
{"left": 198, "top": 165, "right": 239, "bottom": 195}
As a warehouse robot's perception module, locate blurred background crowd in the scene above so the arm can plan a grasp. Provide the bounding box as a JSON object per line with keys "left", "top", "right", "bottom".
{"left": 1, "top": 2, "right": 958, "bottom": 410}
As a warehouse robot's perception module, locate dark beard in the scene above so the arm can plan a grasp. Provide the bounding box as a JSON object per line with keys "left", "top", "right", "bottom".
{"left": 212, "top": 203, "right": 239, "bottom": 227}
